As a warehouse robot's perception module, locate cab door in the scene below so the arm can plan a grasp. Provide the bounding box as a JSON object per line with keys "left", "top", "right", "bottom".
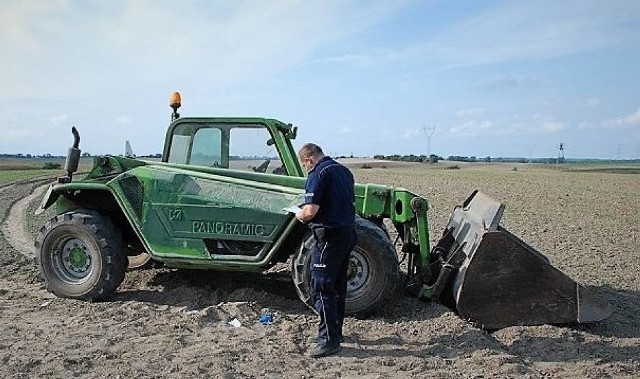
{"left": 112, "top": 122, "right": 300, "bottom": 266}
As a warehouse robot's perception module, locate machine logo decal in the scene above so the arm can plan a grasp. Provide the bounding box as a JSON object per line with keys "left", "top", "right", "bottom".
{"left": 192, "top": 221, "right": 266, "bottom": 236}
{"left": 168, "top": 209, "right": 183, "bottom": 221}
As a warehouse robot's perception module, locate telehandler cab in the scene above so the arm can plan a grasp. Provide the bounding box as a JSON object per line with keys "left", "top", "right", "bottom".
{"left": 34, "top": 92, "right": 611, "bottom": 329}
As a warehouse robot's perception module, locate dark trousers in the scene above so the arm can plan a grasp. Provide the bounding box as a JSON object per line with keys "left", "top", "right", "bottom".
{"left": 310, "top": 225, "right": 357, "bottom": 347}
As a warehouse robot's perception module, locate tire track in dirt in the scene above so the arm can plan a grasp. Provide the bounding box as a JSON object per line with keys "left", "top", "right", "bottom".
{"left": 1, "top": 183, "right": 49, "bottom": 257}
{"left": 0, "top": 183, "right": 18, "bottom": 195}
{"left": 0, "top": 176, "right": 53, "bottom": 192}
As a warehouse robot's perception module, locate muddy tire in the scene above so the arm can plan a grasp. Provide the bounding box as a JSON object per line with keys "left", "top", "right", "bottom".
{"left": 292, "top": 217, "right": 400, "bottom": 317}
{"left": 34, "top": 210, "right": 127, "bottom": 301}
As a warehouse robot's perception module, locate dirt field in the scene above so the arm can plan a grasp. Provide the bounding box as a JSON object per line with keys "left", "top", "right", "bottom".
{"left": 0, "top": 163, "right": 638, "bottom": 378}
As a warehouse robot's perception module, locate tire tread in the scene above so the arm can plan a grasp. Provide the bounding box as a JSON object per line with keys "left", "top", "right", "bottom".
{"left": 35, "top": 209, "right": 126, "bottom": 301}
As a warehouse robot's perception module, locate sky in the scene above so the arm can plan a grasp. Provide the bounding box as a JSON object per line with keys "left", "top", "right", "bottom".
{"left": 1, "top": 0, "right": 639, "bottom": 159}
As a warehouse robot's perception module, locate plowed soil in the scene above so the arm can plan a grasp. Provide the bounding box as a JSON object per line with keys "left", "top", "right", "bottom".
{"left": 0, "top": 163, "right": 638, "bottom": 378}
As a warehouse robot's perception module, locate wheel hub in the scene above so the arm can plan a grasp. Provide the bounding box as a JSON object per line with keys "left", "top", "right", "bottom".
{"left": 61, "top": 238, "right": 92, "bottom": 277}
{"left": 346, "top": 249, "right": 370, "bottom": 293}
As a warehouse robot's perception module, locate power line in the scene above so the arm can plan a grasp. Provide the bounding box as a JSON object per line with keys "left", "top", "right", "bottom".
{"left": 422, "top": 125, "right": 436, "bottom": 156}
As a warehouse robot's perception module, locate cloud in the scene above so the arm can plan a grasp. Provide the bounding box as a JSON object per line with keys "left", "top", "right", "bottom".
{"left": 456, "top": 108, "right": 485, "bottom": 117}
{"left": 428, "top": 0, "right": 640, "bottom": 68}
{"left": 0, "top": 108, "right": 16, "bottom": 124}
{"left": 50, "top": 114, "right": 68, "bottom": 125}
{"left": 450, "top": 114, "right": 569, "bottom": 137}
{"left": 115, "top": 116, "right": 131, "bottom": 124}
{"left": 3, "top": 128, "right": 45, "bottom": 144}
{"left": 540, "top": 120, "right": 567, "bottom": 132}
{"left": 402, "top": 128, "right": 422, "bottom": 139}
{"left": 583, "top": 97, "right": 600, "bottom": 108}
{"left": 449, "top": 120, "right": 495, "bottom": 137}
{"left": 0, "top": 1, "right": 410, "bottom": 101}
{"left": 0, "top": 1, "right": 410, "bottom": 153}
{"left": 532, "top": 113, "right": 569, "bottom": 133}
{"left": 577, "top": 121, "right": 593, "bottom": 131}
{"left": 0, "top": 1, "right": 63, "bottom": 53}
{"left": 478, "top": 74, "right": 549, "bottom": 90}
{"left": 317, "top": 51, "right": 391, "bottom": 67}
{"left": 319, "top": 1, "right": 640, "bottom": 71}
{"left": 313, "top": 45, "right": 421, "bottom": 68}
{"left": 604, "top": 108, "right": 640, "bottom": 129}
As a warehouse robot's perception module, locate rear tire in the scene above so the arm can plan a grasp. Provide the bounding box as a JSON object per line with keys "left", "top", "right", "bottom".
{"left": 34, "top": 210, "right": 127, "bottom": 301}
{"left": 292, "top": 218, "right": 400, "bottom": 317}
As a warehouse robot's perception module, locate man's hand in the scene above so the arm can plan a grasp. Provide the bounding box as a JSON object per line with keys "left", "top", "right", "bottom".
{"left": 296, "top": 204, "right": 320, "bottom": 223}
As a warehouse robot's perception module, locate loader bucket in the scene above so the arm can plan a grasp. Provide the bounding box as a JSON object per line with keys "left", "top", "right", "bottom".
{"left": 436, "top": 191, "right": 612, "bottom": 329}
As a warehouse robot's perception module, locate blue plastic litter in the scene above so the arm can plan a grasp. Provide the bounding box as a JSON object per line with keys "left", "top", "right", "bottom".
{"left": 259, "top": 313, "right": 274, "bottom": 325}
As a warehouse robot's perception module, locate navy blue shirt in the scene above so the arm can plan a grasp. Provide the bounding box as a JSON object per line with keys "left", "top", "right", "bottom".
{"left": 304, "top": 156, "right": 356, "bottom": 228}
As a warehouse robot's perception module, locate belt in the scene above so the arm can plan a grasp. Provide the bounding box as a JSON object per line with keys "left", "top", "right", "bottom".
{"left": 311, "top": 224, "right": 355, "bottom": 243}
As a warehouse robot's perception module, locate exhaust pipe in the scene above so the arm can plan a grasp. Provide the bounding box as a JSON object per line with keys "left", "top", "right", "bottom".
{"left": 59, "top": 127, "right": 81, "bottom": 184}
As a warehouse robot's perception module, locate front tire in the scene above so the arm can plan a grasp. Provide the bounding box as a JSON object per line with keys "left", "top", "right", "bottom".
{"left": 292, "top": 218, "right": 400, "bottom": 317}
{"left": 34, "top": 210, "right": 127, "bottom": 301}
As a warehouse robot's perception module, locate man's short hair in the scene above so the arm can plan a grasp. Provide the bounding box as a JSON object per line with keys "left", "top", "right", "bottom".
{"left": 299, "top": 143, "right": 324, "bottom": 159}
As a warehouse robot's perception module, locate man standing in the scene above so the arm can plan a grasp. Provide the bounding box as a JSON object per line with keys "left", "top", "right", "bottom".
{"left": 295, "top": 143, "right": 357, "bottom": 358}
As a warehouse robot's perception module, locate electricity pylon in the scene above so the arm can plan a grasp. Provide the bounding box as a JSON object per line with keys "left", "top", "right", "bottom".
{"left": 422, "top": 125, "right": 436, "bottom": 157}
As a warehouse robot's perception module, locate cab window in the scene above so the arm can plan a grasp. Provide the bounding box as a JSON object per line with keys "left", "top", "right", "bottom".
{"left": 191, "top": 128, "right": 222, "bottom": 167}
{"left": 167, "top": 125, "right": 222, "bottom": 166}
{"left": 167, "top": 122, "right": 283, "bottom": 173}
{"left": 229, "top": 127, "right": 281, "bottom": 173}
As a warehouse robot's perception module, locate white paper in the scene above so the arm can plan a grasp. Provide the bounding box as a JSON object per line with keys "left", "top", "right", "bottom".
{"left": 228, "top": 318, "right": 242, "bottom": 327}
{"left": 283, "top": 205, "right": 302, "bottom": 214}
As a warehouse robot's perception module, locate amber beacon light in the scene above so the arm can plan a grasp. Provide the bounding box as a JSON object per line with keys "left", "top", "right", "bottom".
{"left": 170, "top": 92, "right": 181, "bottom": 121}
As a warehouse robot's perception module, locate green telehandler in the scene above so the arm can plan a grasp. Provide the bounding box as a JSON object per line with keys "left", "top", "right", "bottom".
{"left": 34, "top": 93, "right": 611, "bottom": 329}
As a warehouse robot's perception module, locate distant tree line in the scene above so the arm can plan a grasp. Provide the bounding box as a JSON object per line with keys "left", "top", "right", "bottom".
{"left": 1, "top": 153, "right": 65, "bottom": 159}
{"left": 373, "top": 154, "right": 570, "bottom": 164}
{"left": 447, "top": 155, "right": 482, "bottom": 162}
{"left": 0, "top": 153, "right": 166, "bottom": 159}
{"left": 1, "top": 153, "right": 93, "bottom": 159}
{"left": 229, "top": 155, "right": 278, "bottom": 160}
{"left": 442, "top": 155, "right": 568, "bottom": 164}
{"left": 373, "top": 154, "right": 443, "bottom": 163}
